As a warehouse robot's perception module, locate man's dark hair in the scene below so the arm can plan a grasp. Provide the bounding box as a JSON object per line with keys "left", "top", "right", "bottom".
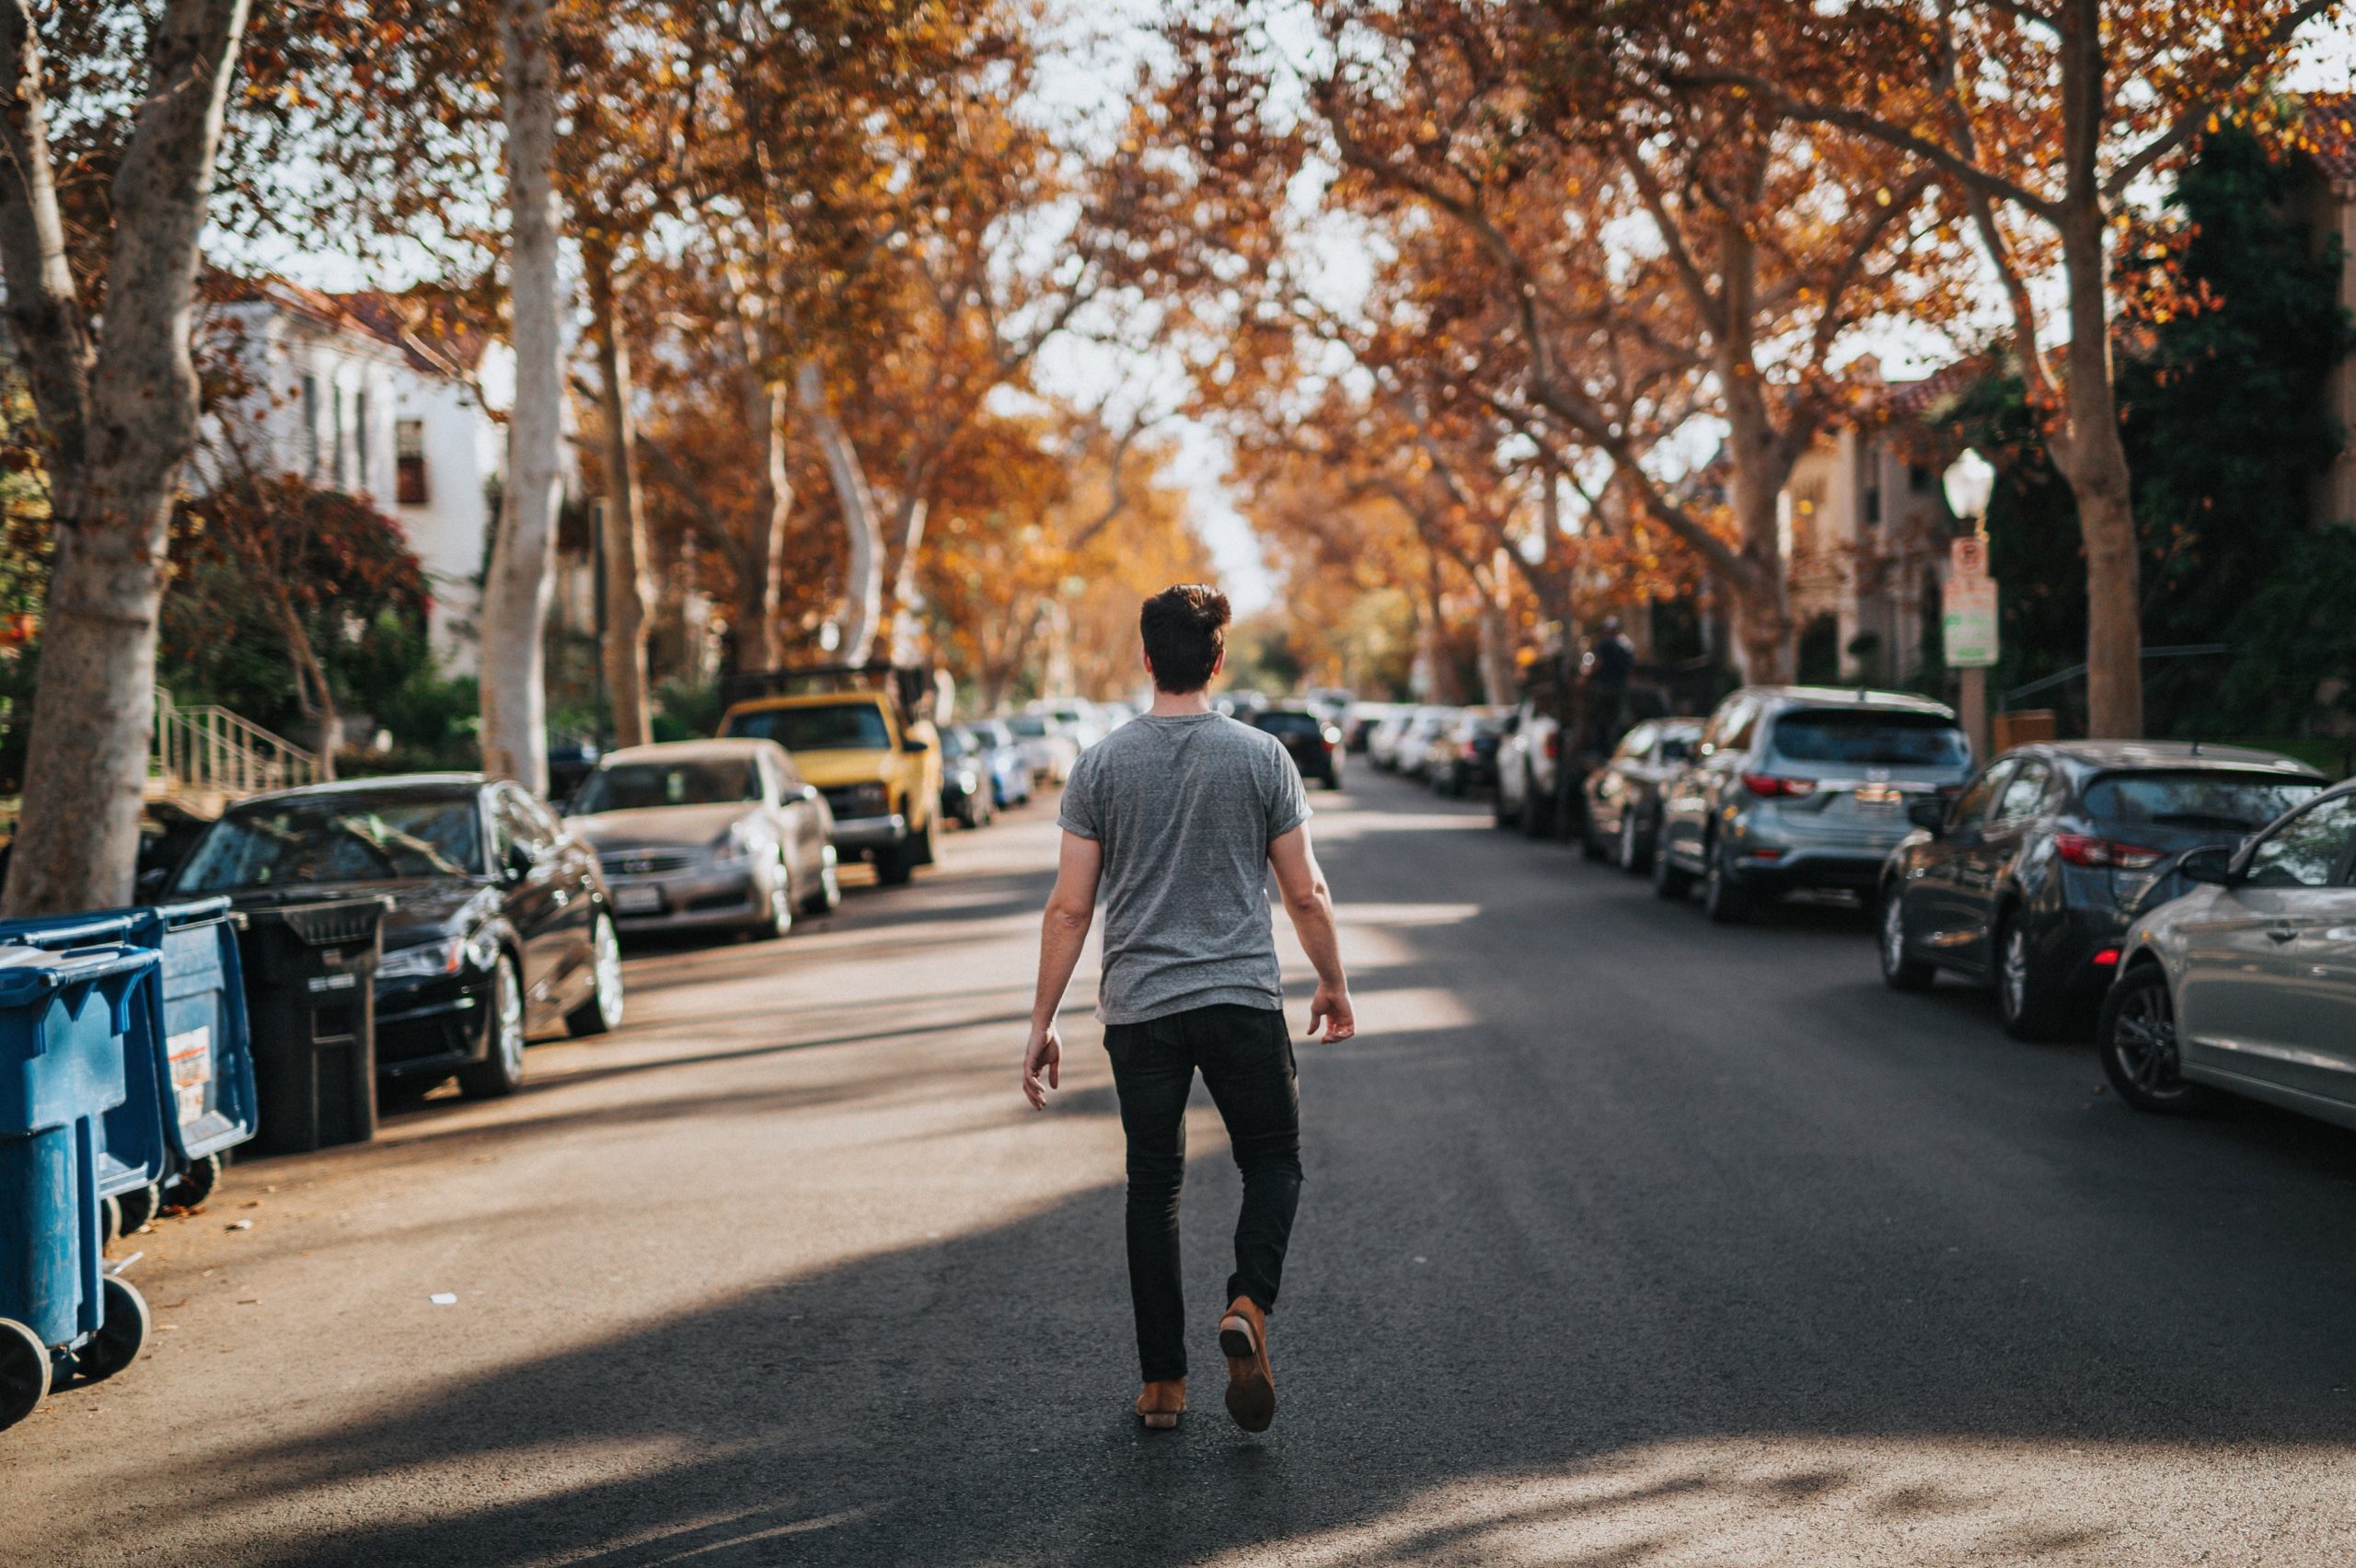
{"left": 1139, "top": 583, "right": 1230, "bottom": 693}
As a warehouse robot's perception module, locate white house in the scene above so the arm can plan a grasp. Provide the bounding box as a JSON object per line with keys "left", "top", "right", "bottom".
{"left": 200, "top": 277, "right": 511, "bottom": 672}
{"left": 1778, "top": 363, "right": 1970, "bottom": 687}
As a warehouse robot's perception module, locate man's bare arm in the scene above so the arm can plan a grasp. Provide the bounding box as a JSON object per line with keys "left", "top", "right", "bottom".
{"left": 1022, "top": 830, "right": 1103, "bottom": 1107}
{"left": 1269, "top": 824, "right": 1355, "bottom": 1042}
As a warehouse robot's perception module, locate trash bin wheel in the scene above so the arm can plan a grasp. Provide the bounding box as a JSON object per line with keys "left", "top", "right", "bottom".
{"left": 116, "top": 1182, "right": 160, "bottom": 1238}
{"left": 165, "top": 1153, "right": 224, "bottom": 1211}
{"left": 0, "top": 1320, "right": 48, "bottom": 1429}
{"left": 99, "top": 1193, "right": 122, "bottom": 1250}
{"left": 74, "top": 1275, "right": 150, "bottom": 1385}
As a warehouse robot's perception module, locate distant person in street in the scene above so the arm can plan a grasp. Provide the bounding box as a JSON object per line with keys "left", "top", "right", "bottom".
{"left": 1021, "top": 582, "right": 1356, "bottom": 1435}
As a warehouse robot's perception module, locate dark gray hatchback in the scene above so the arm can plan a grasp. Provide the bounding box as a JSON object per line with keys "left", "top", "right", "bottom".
{"left": 1877, "top": 742, "right": 2327, "bottom": 1040}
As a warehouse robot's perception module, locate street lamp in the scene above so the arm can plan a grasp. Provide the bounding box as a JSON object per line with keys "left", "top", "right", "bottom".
{"left": 1940, "top": 449, "right": 1999, "bottom": 762}
{"left": 1941, "top": 449, "right": 1994, "bottom": 529}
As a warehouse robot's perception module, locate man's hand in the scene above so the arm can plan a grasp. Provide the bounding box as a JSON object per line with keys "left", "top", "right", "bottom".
{"left": 1022, "top": 1019, "right": 1064, "bottom": 1109}
{"left": 1307, "top": 983, "right": 1356, "bottom": 1043}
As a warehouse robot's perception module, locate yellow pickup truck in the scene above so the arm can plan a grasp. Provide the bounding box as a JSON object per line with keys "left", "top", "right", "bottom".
{"left": 718, "top": 686, "right": 941, "bottom": 885}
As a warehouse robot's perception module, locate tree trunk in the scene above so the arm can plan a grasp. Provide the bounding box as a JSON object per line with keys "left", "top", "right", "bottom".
{"left": 796, "top": 362, "right": 884, "bottom": 665}
{"left": 1723, "top": 445, "right": 1795, "bottom": 684}
{"left": 887, "top": 495, "right": 930, "bottom": 666}
{"left": 584, "top": 237, "right": 653, "bottom": 747}
{"left": 2054, "top": 211, "right": 2143, "bottom": 739}
{"left": 480, "top": 0, "right": 563, "bottom": 793}
{"left": 721, "top": 313, "right": 790, "bottom": 675}
{"left": 0, "top": 0, "right": 251, "bottom": 917}
{"left": 271, "top": 592, "right": 340, "bottom": 779}
{"left": 1474, "top": 556, "right": 1515, "bottom": 707}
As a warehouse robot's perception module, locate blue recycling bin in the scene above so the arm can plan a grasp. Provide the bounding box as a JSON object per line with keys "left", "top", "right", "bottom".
{"left": 0, "top": 941, "right": 160, "bottom": 1429}
{"left": 0, "top": 900, "right": 257, "bottom": 1225}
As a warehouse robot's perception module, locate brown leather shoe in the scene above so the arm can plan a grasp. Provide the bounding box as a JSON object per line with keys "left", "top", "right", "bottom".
{"left": 1136, "top": 1378, "right": 1186, "bottom": 1430}
{"left": 1218, "top": 1296, "right": 1276, "bottom": 1433}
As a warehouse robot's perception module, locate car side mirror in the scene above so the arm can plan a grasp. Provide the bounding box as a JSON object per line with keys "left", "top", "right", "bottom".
{"left": 903, "top": 737, "right": 930, "bottom": 755}
{"left": 2177, "top": 845, "right": 2236, "bottom": 886}
{"left": 1907, "top": 798, "right": 1948, "bottom": 834}
{"left": 135, "top": 866, "right": 171, "bottom": 899}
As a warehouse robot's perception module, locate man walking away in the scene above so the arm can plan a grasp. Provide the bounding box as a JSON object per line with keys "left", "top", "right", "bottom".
{"left": 1021, "top": 583, "right": 1356, "bottom": 1434}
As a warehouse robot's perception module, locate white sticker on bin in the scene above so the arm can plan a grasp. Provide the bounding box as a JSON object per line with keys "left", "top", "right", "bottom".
{"left": 167, "top": 1025, "right": 213, "bottom": 1126}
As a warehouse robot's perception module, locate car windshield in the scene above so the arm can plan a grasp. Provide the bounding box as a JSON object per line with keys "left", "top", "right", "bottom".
{"left": 174, "top": 793, "right": 481, "bottom": 892}
{"left": 725, "top": 702, "right": 891, "bottom": 752}
{"left": 2083, "top": 770, "right": 2323, "bottom": 832}
{"left": 572, "top": 760, "right": 759, "bottom": 814}
{"left": 1253, "top": 711, "right": 1323, "bottom": 736}
{"left": 1770, "top": 709, "right": 1969, "bottom": 767}
{"left": 1007, "top": 715, "right": 1049, "bottom": 737}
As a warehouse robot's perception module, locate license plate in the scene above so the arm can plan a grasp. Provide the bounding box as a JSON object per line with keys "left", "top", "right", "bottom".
{"left": 167, "top": 1025, "right": 213, "bottom": 1127}
{"left": 614, "top": 884, "right": 664, "bottom": 914}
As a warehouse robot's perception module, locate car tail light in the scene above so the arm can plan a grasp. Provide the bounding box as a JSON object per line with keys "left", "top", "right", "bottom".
{"left": 2092, "top": 947, "right": 2121, "bottom": 966}
{"left": 1740, "top": 772, "right": 1817, "bottom": 799}
{"left": 1542, "top": 732, "right": 1560, "bottom": 761}
{"left": 2053, "top": 834, "right": 2165, "bottom": 870}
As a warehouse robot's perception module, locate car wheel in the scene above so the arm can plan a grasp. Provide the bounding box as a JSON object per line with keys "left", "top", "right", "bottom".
{"left": 1493, "top": 777, "right": 1521, "bottom": 829}
{"left": 567, "top": 916, "right": 628, "bottom": 1033}
{"left": 1652, "top": 836, "right": 1695, "bottom": 900}
{"left": 752, "top": 862, "right": 794, "bottom": 941}
{"left": 801, "top": 856, "right": 842, "bottom": 915}
{"left": 1580, "top": 808, "right": 1611, "bottom": 861}
{"left": 1523, "top": 771, "right": 1556, "bottom": 839}
{"left": 459, "top": 955, "right": 527, "bottom": 1098}
{"left": 1993, "top": 914, "right": 2069, "bottom": 1042}
{"left": 1877, "top": 886, "right": 1937, "bottom": 992}
{"left": 1702, "top": 838, "right": 1749, "bottom": 923}
{"left": 874, "top": 843, "right": 916, "bottom": 886}
{"left": 2099, "top": 965, "right": 2210, "bottom": 1113}
{"left": 911, "top": 810, "right": 938, "bottom": 867}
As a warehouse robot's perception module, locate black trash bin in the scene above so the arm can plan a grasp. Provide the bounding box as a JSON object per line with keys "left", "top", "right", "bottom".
{"left": 235, "top": 898, "right": 390, "bottom": 1155}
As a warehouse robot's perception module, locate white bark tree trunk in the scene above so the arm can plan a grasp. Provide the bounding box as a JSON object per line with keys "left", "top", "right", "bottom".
{"left": 0, "top": 0, "right": 250, "bottom": 916}
{"left": 585, "top": 237, "right": 653, "bottom": 748}
{"left": 480, "top": 0, "right": 563, "bottom": 794}
{"left": 797, "top": 360, "right": 884, "bottom": 666}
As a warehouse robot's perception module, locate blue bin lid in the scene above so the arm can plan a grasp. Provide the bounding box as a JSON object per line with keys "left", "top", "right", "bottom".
{"left": 0, "top": 942, "right": 159, "bottom": 1006}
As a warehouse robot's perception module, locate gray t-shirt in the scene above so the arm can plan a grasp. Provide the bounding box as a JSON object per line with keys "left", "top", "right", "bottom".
{"left": 1057, "top": 712, "right": 1311, "bottom": 1024}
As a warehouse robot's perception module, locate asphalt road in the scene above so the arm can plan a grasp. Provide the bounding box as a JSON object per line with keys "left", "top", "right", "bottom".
{"left": 11, "top": 768, "right": 2356, "bottom": 1565}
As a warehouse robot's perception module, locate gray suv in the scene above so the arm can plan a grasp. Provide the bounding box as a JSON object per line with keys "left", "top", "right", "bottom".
{"left": 1653, "top": 686, "right": 1973, "bottom": 922}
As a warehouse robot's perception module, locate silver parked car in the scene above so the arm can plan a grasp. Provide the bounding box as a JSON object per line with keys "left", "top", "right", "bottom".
{"left": 2100, "top": 781, "right": 2356, "bottom": 1124}
{"left": 565, "top": 739, "right": 840, "bottom": 940}
{"left": 1654, "top": 686, "right": 1974, "bottom": 922}
{"left": 1003, "top": 712, "right": 1080, "bottom": 785}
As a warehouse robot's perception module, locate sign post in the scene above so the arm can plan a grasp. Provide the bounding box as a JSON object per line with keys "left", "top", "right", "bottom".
{"left": 1943, "top": 534, "right": 2000, "bottom": 762}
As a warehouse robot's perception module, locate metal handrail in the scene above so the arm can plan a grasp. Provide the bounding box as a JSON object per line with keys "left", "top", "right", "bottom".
{"left": 152, "top": 687, "right": 319, "bottom": 801}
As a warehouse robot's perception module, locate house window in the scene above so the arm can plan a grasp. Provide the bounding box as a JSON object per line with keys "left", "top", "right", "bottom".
{"left": 301, "top": 374, "right": 321, "bottom": 478}
{"left": 395, "top": 419, "right": 428, "bottom": 505}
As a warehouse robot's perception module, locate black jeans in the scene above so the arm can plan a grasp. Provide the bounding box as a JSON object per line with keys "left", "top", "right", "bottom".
{"left": 1101, "top": 1002, "right": 1303, "bottom": 1382}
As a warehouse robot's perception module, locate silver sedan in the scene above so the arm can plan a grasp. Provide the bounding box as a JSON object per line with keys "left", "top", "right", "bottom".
{"left": 565, "top": 739, "right": 840, "bottom": 940}
{"left": 2101, "top": 781, "right": 2356, "bottom": 1124}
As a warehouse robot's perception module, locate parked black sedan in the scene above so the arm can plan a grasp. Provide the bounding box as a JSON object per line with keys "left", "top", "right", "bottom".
{"left": 1250, "top": 708, "right": 1345, "bottom": 787}
{"left": 169, "top": 774, "right": 624, "bottom": 1099}
{"left": 1876, "top": 742, "right": 2325, "bottom": 1040}
{"left": 1580, "top": 718, "right": 1702, "bottom": 870}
